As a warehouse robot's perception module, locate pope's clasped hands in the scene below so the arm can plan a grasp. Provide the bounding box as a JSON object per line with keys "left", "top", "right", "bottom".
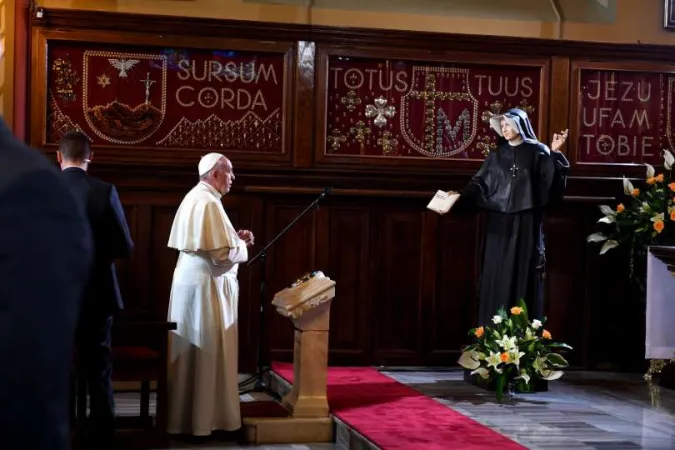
{"left": 237, "top": 229, "right": 255, "bottom": 247}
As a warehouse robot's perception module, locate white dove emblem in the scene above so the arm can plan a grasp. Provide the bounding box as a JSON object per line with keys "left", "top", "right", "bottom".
{"left": 108, "top": 58, "right": 140, "bottom": 78}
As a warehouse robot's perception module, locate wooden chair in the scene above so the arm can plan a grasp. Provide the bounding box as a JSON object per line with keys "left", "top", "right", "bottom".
{"left": 70, "top": 320, "right": 177, "bottom": 449}
{"left": 112, "top": 321, "right": 176, "bottom": 428}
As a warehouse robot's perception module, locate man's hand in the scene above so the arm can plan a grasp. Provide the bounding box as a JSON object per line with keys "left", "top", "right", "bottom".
{"left": 238, "top": 229, "right": 255, "bottom": 247}
{"left": 551, "top": 129, "right": 569, "bottom": 152}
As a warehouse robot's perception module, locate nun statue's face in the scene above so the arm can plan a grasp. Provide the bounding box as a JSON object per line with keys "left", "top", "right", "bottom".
{"left": 500, "top": 118, "right": 520, "bottom": 141}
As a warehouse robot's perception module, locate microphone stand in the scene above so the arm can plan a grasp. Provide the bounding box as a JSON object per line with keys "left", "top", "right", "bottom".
{"left": 239, "top": 187, "right": 331, "bottom": 396}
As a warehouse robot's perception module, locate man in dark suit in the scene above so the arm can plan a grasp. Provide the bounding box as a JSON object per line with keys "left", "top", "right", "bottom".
{"left": 58, "top": 130, "right": 134, "bottom": 449}
{"left": 0, "top": 119, "right": 93, "bottom": 449}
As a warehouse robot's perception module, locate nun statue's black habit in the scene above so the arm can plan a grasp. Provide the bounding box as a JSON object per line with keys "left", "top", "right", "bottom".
{"left": 457, "top": 108, "right": 570, "bottom": 325}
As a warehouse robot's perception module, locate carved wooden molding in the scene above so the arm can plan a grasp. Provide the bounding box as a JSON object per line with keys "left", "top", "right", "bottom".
{"left": 29, "top": 6, "right": 675, "bottom": 180}
{"left": 31, "top": 7, "right": 675, "bottom": 62}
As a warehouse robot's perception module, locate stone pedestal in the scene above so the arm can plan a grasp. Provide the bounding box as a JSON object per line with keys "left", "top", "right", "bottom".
{"left": 645, "top": 246, "right": 675, "bottom": 389}
{"left": 242, "top": 271, "right": 336, "bottom": 444}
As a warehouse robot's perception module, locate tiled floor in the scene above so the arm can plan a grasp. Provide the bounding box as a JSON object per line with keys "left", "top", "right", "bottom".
{"left": 383, "top": 369, "right": 675, "bottom": 450}
{"left": 113, "top": 369, "right": 675, "bottom": 449}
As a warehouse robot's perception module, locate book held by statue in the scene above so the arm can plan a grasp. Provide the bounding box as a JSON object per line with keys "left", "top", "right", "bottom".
{"left": 427, "top": 190, "right": 460, "bottom": 215}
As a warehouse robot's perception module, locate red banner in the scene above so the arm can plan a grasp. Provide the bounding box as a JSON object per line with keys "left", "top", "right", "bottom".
{"left": 46, "top": 43, "right": 286, "bottom": 153}
{"left": 324, "top": 56, "right": 544, "bottom": 160}
{"left": 577, "top": 69, "right": 665, "bottom": 165}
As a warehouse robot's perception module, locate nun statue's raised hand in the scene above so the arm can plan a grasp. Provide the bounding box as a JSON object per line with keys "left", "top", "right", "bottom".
{"left": 452, "top": 108, "right": 570, "bottom": 325}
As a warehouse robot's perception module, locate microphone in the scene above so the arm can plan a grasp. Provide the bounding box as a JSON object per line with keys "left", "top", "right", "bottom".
{"left": 321, "top": 186, "right": 332, "bottom": 198}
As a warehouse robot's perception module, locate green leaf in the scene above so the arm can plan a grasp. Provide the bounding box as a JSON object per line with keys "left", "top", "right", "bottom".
{"left": 546, "top": 342, "right": 573, "bottom": 351}
{"left": 517, "top": 298, "right": 530, "bottom": 323}
{"left": 546, "top": 353, "right": 569, "bottom": 367}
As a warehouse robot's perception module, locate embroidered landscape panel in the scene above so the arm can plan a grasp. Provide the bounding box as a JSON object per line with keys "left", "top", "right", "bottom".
{"left": 46, "top": 42, "right": 287, "bottom": 153}
{"left": 323, "top": 55, "right": 545, "bottom": 160}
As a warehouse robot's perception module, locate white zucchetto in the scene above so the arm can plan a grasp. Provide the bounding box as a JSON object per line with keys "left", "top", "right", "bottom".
{"left": 197, "top": 153, "right": 225, "bottom": 176}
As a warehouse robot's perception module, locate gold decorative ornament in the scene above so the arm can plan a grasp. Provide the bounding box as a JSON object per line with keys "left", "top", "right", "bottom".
{"left": 377, "top": 131, "right": 399, "bottom": 155}
{"left": 350, "top": 120, "right": 371, "bottom": 152}
{"left": 52, "top": 57, "right": 81, "bottom": 102}
{"left": 326, "top": 128, "right": 346, "bottom": 152}
{"left": 96, "top": 74, "right": 111, "bottom": 89}
{"left": 475, "top": 134, "right": 497, "bottom": 156}
{"left": 340, "top": 90, "right": 362, "bottom": 112}
{"left": 481, "top": 100, "right": 504, "bottom": 123}
{"left": 518, "top": 98, "right": 535, "bottom": 116}
{"left": 644, "top": 358, "right": 674, "bottom": 381}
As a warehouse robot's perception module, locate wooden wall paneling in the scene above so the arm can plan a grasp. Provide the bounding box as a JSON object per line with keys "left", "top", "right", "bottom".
{"left": 264, "top": 195, "right": 319, "bottom": 364}
{"left": 583, "top": 228, "right": 646, "bottom": 372}
{"left": 315, "top": 202, "right": 372, "bottom": 365}
{"left": 148, "top": 206, "right": 179, "bottom": 320}
{"left": 114, "top": 204, "right": 139, "bottom": 316}
{"left": 372, "top": 199, "right": 425, "bottom": 365}
{"left": 130, "top": 205, "right": 153, "bottom": 317}
{"left": 425, "top": 210, "right": 481, "bottom": 365}
{"left": 548, "top": 56, "right": 571, "bottom": 147}
{"left": 28, "top": 7, "right": 673, "bottom": 371}
{"left": 419, "top": 209, "right": 440, "bottom": 364}
{"left": 542, "top": 206, "right": 591, "bottom": 367}
{"left": 221, "top": 193, "right": 265, "bottom": 371}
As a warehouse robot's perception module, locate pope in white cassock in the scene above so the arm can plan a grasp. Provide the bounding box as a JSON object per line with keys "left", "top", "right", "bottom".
{"left": 165, "top": 153, "right": 254, "bottom": 437}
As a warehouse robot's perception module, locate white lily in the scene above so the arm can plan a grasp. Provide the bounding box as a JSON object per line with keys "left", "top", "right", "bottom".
{"left": 525, "top": 327, "right": 534, "bottom": 340}
{"left": 597, "top": 215, "right": 615, "bottom": 224}
{"left": 532, "top": 356, "right": 547, "bottom": 374}
{"left": 539, "top": 369, "right": 564, "bottom": 381}
{"left": 664, "top": 149, "right": 674, "bottom": 170}
{"left": 470, "top": 367, "right": 490, "bottom": 379}
{"left": 651, "top": 213, "right": 665, "bottom": 223}
{"left": 599, "top": 240, "right": 619, "bottom": 255}
{"left": 492, "top": 315, "right": 502, "bottom": 324}
{"left": 646, "top": 163, "right": 655, "bottom": 178}
{"left": 515, "top": 369, "right": 531, "bottom": 385}
{"left": 531, "top": 319, "right": 542, "bottom": 329}
{"left": 586, "top": 232, "right": 607, "bottom": 243}
{"left": 598, "top": 205, "right": 616, "bottom": 216}
{"left": 497, "top": 335, "right": 517, "bottom": 351}
{"left": 639, "top": 202, "right": 651, "bottom": 214}
{"left": 623, "top": 176, "right": 635, "bottom": 195}
{"left": 509, "top": 349, "right": 526, "bottom": 368}
{"left": 458, "top": 350, "right": 482, "bottom": 370}
{"left": 485, "top": 351, "right": 503, "bottom": 373}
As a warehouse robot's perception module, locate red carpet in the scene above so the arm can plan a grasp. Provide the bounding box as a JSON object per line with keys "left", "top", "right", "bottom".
{"left": 272, "top": 362, "right": 525, "bottom": 450}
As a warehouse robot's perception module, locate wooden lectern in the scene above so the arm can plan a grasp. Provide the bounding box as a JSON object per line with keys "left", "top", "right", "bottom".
{"left": 242, "top": 271, "right": 336, "bottom": 444}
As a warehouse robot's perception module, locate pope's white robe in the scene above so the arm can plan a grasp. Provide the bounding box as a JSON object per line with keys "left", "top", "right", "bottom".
{"left": 165, "top": 181, "right": 248, "bottom": 436}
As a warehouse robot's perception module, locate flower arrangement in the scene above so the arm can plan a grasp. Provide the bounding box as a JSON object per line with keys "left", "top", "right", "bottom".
{"left": 586, "top": 150, "right": 675, "bottom": 292}
{"left": 458, "top": 299, "right": 572, "bottom": 402}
